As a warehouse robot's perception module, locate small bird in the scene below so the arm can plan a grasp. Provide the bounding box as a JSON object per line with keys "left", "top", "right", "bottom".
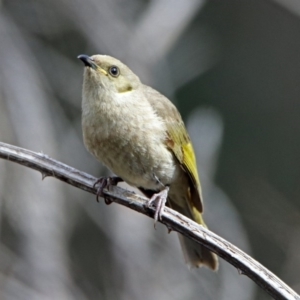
{"left": 78, "top": 54, "right": 218, "bottom": 270}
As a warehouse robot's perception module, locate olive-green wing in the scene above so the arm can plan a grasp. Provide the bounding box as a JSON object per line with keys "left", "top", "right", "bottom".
{"left": 143, "top": 85, "right": 203, "bottom": 212}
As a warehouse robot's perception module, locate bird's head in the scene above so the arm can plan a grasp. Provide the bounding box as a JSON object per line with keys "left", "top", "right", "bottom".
{"left": 78, "top": 54, "right": 141, "bottom": 94}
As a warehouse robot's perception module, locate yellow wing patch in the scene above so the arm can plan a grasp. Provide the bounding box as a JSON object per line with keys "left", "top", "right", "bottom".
{"left": 166, "top": 121, "right": 203, "bottom": 212}
{"left": 182, "top": 142, "right": 203, "bottom": 212}
{"left": 182, "top": 142, "right": 201, "bottom": 191}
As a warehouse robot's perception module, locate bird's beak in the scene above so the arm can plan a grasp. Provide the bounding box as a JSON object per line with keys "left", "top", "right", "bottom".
{"left": 77, "top": 54, "right": 98, "bottom": 70}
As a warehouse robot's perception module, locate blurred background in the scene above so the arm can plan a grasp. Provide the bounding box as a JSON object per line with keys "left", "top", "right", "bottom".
{"left": 0, "top": 0, "right": 299, "bottom": 299}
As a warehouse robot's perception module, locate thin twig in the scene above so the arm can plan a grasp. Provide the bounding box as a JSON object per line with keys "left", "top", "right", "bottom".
{"left": 0, "top": 141, "right": 298, "bottom": 300}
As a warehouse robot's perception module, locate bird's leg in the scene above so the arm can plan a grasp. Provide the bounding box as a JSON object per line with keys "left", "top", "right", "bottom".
{"left": 93, "top": 176, "right": 123, "bottom": 204}
{"left": 147, "top": 175, "right": 170, "bottom": 223}
{"left": 148, "top": 186, "right": 169, "bottom": 223}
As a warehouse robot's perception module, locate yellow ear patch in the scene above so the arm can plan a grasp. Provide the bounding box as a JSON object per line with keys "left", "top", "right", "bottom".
{"left": 118, "top": 85, "right": 133, "bottom": 93}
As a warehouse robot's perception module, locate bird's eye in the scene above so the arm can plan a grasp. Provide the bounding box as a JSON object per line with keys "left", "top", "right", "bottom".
{"left": 109, "top": 66, "right": 120, "bottom": 77}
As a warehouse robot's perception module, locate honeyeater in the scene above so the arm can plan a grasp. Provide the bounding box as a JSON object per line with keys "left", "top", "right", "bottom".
{"left": 78, "top": 54, "right": 218, "bottom": 270}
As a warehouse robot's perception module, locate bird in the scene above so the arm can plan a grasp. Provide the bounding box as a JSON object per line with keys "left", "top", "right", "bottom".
{"left": 78, "top": 54, "right": 218, "bottom": 270}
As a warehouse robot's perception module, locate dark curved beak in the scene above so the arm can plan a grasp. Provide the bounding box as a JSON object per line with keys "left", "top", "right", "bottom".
{"left": 77, "top": 54, "right": 97, "bottom": 70}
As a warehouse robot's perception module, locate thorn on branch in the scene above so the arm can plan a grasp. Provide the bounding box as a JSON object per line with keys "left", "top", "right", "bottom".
{"left": 41, "top": 172, "right": 48, "bottom": 180}
{"left": 237, "top": 268, "right": 245, "bottom": 275}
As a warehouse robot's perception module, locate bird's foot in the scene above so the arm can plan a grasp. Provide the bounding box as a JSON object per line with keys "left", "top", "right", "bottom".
{"left": 147, "top": 186, "right": 169, "bottom": 225}
{"left": 93, "top": 176, "right": 123, "bottom": 204}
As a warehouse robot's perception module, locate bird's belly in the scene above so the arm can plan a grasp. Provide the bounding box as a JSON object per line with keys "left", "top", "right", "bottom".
{"left": 83, "top": 122, "right": 178, "bottom": 190}
{"left": 109, "top": 144, "right": 178, "bottom": 190}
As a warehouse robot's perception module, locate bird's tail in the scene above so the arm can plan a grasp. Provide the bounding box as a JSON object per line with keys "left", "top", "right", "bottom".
{"left": 169, "top": 200, "right": 218, "bottom": 270}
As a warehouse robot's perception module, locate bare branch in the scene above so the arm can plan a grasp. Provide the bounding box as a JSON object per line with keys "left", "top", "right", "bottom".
{"left": 0, "top": 141, "right": 299, "bottom": 300}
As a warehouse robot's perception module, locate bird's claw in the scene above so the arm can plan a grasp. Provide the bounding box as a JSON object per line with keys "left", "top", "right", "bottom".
{"left": 147, "top": 186, "right": 169, "bottom": 226}
{"left": 93, "top": 176, "right": 123, "bottom": 204}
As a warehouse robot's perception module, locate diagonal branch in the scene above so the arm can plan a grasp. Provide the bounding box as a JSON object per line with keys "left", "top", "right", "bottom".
{"left": 0, "top": 141, "right": 298, "bottom": 300}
